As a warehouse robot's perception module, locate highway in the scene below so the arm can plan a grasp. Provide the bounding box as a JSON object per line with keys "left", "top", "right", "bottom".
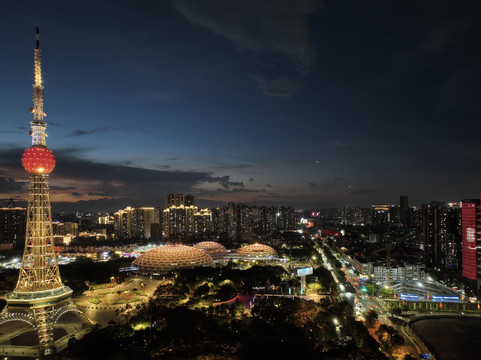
{"left": 317, "top": 244, "right": 433, "bottom": 359}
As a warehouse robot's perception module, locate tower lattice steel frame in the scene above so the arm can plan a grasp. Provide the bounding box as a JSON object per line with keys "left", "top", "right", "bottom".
{"left": 0, "top": 28, "right": 88, "bottom": 358}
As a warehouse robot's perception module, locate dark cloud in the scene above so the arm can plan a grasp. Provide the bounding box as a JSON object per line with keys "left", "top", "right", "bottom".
{"left": 265, "top": 184, "right": 272, "bottom": 187}
{"left": 249, "top": 178, "right": 254, "bottom": 182}
{"left": 0, "top": 146, "right": 246, "bottom": 210}
{"left": 207, "top": 176, "right": 244, "bottom": 189}
{"left": 51, "top": 147, "right": 211, "bottom": 189}
{"left": 69, "top": 129, "right": 102, "bottom": 136}
{"left": 308, "top": 182, "right": 317, "bottom": 187}
{"left": 197, "top": 187, "right": 265, "bottom": 197}
{"left": 210, "top": 163, "right": 253, "bottom": 171}
{"left": 88, "top": 192, "right": 107, "bottom": 196}
{"left": 0, "top": 177, "right": 24, "bottom": 193}
{"left": 173, "top": 0, "right": 321, "bottom": 96}
{"left": 67, "top": 125, "right": 144, "bottom": 137}
{"left": 50, "top": 185, "right": 76, "bottom": 190}
{"left": 52, "top": 198, "right": 133, "bottom": 213}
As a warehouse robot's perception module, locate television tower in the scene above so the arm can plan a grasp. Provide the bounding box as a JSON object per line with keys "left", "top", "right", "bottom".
{"left": 0, "top": 27, "right": 85, "bottom": 358}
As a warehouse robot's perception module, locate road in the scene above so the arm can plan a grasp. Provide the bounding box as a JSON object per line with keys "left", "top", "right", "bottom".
{"left": 317, "top": 244, "right": 434, "bottom": 359}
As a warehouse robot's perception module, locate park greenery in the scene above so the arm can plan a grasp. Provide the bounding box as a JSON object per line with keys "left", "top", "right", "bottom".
{"left": 67, "top": 261, "right": 389, "bottom": 360}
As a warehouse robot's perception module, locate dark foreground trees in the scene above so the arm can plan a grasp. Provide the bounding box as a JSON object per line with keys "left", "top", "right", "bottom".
{"left": 68, "top": 297, "right": 388, "bottom": 360}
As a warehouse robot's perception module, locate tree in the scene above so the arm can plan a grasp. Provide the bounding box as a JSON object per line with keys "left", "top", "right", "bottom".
{"left": 194, "top": 283, "right": 210, "bottom": 298}
{"left": 231, "top": 300, "right": 245, "bottom": 317}
{"left": 365, "top": 309, "right": 378, "bottom": 328}
{"left": 215, "top": 283, "right": 236, "bottom": 301}
{"left": 391, "top": 307, "right": 402, "bottom": 316}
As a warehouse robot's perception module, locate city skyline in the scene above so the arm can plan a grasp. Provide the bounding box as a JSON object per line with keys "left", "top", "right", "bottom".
{"left": 1, "top": 1, "right": 481, "bottom": 212}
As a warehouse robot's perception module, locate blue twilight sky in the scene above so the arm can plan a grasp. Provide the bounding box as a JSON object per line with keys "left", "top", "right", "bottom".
{"left": 0, "top": 0, "right": 480, "bottom": 212}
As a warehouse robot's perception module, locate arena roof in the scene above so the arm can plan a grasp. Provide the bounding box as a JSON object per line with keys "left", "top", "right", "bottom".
{"left": 236, "top": 243, "right": 278, "bottom": 258}
{"left": 194, "top": 241, "right": 227, "bottom": 260}
{"left": 133, "top": 244, "right": 214, "bottom": 273}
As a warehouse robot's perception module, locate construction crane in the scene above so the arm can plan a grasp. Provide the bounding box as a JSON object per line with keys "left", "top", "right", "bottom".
{"left": 372, "top": 246, "right": 391, "bottom": 288}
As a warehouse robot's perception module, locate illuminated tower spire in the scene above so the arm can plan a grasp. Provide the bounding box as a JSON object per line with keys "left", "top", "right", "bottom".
{"left": 30, "top": 26, "right": 48, "bottom": 146}
{"left": 0, "top": 27, "right": 89, "bottom": 359}
{"left": 19, "top": 25, "right": 61, "bottom": 293}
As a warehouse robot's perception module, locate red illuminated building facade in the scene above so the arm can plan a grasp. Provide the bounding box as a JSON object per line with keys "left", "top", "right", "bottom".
{"left": 462, "top": 197, "right": 481, "bottom": 285}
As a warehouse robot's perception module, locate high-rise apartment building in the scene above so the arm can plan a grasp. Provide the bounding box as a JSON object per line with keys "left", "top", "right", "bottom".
{"left": 52, "top": 222, "right": 79, "bottom": 238}
{"left": 340, "top": 207, "right": 371, "bottom": 225}
{"left": 0, "top": 207, "right": 26, "bottom": 249}
{"left": 211, "top": 203, "right": 296, "bottom": 241}
{"left": 165, "top": 193, "right": 194, "bottom": 208}
{"left": 163, "top": 204, "right": 211, "bottom": 240}
{"left": 114, "top": 206, "right": 160, "bottom": 240}
{"left": 371, "top": 204, "right": 398, "bottom": 225}
{"left": 163, "top": 194, "right": 211, "bottom": 240}
{"left": 194, "top": 208, "right": 212, "bottom": 239}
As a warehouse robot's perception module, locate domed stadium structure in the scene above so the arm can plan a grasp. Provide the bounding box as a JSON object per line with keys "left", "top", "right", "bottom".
{"left": 236, "top": 243, "right": 278, "bottom": 258}
{"left": 133, "top": 244, "right": 214, "bottom": 273}
{"left": 194, "top": 241, "right": 227, "bottom": 260}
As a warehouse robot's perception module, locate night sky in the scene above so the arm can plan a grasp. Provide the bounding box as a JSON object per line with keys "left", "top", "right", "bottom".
{"left": 1, "top": 0, "right": 480, "bottom": 212}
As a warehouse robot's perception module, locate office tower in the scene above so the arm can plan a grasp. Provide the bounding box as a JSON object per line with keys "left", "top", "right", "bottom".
{"left": 462, "top": 198, "right": 480, "bottom": 285}
{"left": 0, "top": 29, "right": 81, "bottom": 358}
{"left": 444, "top": 203, "right": 461, "bottom": 269}
{"left": 400, "top": 195, "right": 409, "bottom": 226}
{"left": 422, "top": 202, "right": 461, "bottom": 270}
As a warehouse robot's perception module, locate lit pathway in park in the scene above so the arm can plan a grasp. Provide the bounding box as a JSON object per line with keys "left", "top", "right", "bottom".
{"left": 75, "top": 276, "right": 162, "bottom": 326}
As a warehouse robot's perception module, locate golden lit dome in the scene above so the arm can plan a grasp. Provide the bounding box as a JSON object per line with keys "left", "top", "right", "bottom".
{"left": 194, "top": 241, "right": 227, "bottom": 260}
{"left": 236, "top": 243, "right": 278, "bottom": 258}
{"left": 133, "top": 244, "right": 214, "bottom": 273}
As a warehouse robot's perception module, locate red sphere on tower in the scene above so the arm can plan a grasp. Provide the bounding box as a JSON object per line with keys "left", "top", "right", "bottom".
{"left": 22, "top": 146, "right": 55, "bottom": 174}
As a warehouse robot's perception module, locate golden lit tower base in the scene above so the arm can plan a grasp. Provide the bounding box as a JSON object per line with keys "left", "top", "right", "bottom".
{"left": 0, "top": 27, "right": 89, "bottom": 359}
